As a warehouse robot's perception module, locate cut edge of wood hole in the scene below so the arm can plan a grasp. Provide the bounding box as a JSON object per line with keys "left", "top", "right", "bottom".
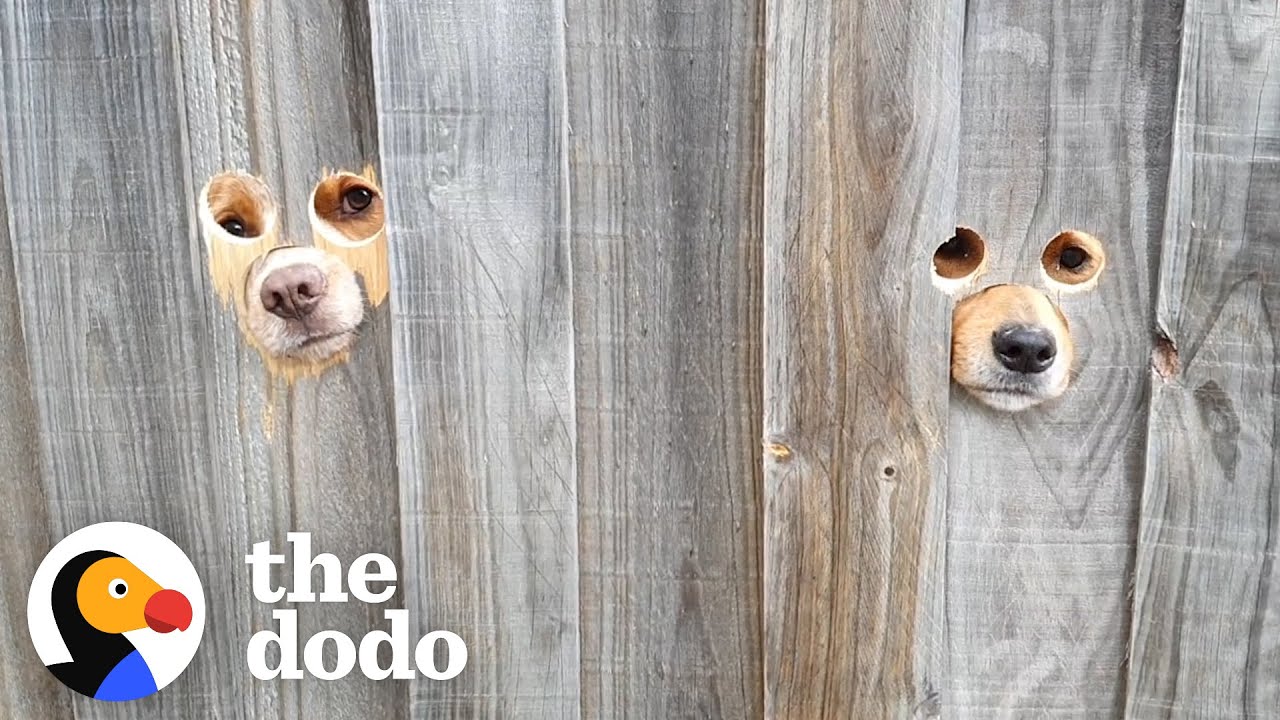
{"left": 931, "top": 227, "right": 987, "bottom": 295}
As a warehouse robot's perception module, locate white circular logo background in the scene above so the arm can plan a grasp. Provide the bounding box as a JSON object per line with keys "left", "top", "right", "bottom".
{"left": 27, "top": 522, "right": 206, "bottom": 698}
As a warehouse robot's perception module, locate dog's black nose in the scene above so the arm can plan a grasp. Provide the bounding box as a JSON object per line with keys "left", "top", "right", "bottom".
{"left": 993, "top": 325, "right": 1057, "bottom": 374}
{"left": 260, "top": 265, "right": 327, "bottom": 319}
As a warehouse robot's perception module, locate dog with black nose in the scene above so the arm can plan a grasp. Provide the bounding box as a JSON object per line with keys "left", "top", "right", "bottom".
{"left": 950, "top": 284, "right": 1074, "bottom": 411}
{"left": 935, "top": 228, "right": 1105, "bottom": 412}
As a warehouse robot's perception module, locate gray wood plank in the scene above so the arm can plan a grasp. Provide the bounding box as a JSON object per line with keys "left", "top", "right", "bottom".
{"left": 175, "top": 0, "right": 404, "bottom": 713}
{"left": 1126, "top": 4, "right": 1280, "bottom": 717}
{"left": 565, "top": 0, "right": 767, "bottom": 717}
{"left": 0, "top": 122, "right": 73, "bottom": 720}
{"left": 0, "top": 2, "right": 401, "bottom": 717}
{"left": 0, "top": 3, "right": 240, "bottom": 717}
{"left": 946, "top": 1, "right": 1182, "bottom": 716}
{"left": 174, "top": 1, "right": 404, "bottom": 714}
{"left": 369, "top": 1, "right": 581, "bottom": 717}
{"left": 761, "top": 0, "right": 962, "bottom": 716}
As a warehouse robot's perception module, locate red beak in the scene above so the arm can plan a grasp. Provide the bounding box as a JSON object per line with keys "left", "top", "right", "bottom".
{"left": 144, "top": 589, "right": 193, "bottom": 633}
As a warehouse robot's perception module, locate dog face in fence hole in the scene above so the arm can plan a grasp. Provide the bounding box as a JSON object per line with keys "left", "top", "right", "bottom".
{"left": 198, "top": 169, "right": 388, "bottom": 369}
{"left": 241, "top": 246, "right": 364, "bottom": 363}
{"left": 933, "top": 228, "right": 1106, "bottom": 412}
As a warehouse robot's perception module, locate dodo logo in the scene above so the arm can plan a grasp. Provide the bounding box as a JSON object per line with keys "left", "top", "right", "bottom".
{"left": 27, "top": 522, "right": 205, "bottom": 702}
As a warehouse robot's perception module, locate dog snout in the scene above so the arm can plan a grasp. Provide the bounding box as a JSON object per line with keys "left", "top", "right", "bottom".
{"left": 992, "top": 324, "right": 1057, "bottom": 374}
{"left": 260, "top": 264, "right": 327, "bottom": 320}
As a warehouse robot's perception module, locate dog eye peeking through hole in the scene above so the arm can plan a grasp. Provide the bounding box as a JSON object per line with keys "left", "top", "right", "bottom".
{"left": 198, "top": 169, "right": 388, "bottom": 376}
{"left": 933, "top": 228, "right": 1106, "bottom": 412}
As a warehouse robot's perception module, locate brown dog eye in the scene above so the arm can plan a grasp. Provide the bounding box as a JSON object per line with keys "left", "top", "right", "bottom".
{"left": 1041, "top": 230, "right": 1105, "bottom": 291}
{"left": 1059, "top": 246, "right": 1086, "bottom": 269}
{"left": 342, "top": 187, "right": 374, "bottom": 214}
{"left": 220, "top": 217, "right": 248, "bottom": 237}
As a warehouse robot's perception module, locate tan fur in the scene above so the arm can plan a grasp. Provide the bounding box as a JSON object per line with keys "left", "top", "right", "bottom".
{"left": 205, "top": 175, "right": 274, "bottom": 236}
{"left": 931, "top": 226, "right": 988, "bottom": 294}
{"left": 951, "top": 284, "right": 1075, "bottom": 412}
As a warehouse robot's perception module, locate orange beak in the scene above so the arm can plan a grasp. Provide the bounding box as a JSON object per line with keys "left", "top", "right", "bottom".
{"left": 143, "top": 588, "right": 192, "bottom": 633}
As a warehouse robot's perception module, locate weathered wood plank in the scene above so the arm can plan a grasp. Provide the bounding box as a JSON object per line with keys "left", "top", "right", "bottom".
{"left": 0, "top": 3, "right": 238, "bottom": 717}
{"left": 173, "top": 1, "right": 403, "bottom": 714}
{"left": 1126, "top": 4, "right": 1280, "bottom": 716}
{"left": 946, "top": 1, "right": 1182, "bottom": 716}
{"left": 0, "top": 127, "right": 73, "bottom": 720}
{"left": 565, "top": 1, "right": 766, "bottom": 717}
{"left": 0, "top": 2, "right": 400, "bottom": 717}
{"left": 177, "top": 2, "right": 401, "bottom": 712}
{"left": 762, "top": 0, "right": 962, "bottom": 716}
{"left": 180, "top": 3, "right": 403, "bottom": 717}
{"left": 370, "top": 1, "right": 581, "bottom": 717}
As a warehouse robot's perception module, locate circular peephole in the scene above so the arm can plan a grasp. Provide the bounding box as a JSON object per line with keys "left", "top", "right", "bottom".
{"left": 199, "top": 172, "right": 277, "bottom": 244}
{"left": 310, "top": 172, "right": 385, "bottom": 248}
{"left": 931, "top": 227, "right": 987, "bottom": 293}
{"left": 1040, "top": 230, "right": 1105, "bottom": 293}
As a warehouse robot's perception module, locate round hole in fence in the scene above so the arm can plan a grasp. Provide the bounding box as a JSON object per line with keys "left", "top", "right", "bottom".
{"left": 1040, "top": 230, "right": 1105, "bottom": 293}
{"left": 931, "top": 227, "right": 987, "bottom": 294}
{"left": 311, "top": 172, "right": 386, "bottom": 247}
{"left": 200, "top": 172, "right": 277, "bottom": 243}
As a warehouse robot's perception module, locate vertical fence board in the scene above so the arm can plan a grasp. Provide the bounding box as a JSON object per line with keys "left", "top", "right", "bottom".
{"left": 762, "top": 0, "right": 962, "bottom": 716}
{"left": 946, "top": 1, "right": 1182, "bottom": 716}
{"left": 176, "top": 2, "right": 401, "bottom": 717}
{"left": 0, "top": 131, "right": 71, "bottom": 718}
{"left": 370, "top": 1, "right": 581, "bottom": 717}
{"left": 1126, "top": 4, "right": 1280, "bottom": 716}
{"left": 0, "top": 2, "right": 399, "bottom": 717}
{"left": 175, "top": 2, "right": 402, "bottom": 718}
{"left": 0, "top": 3, "right": 236, "bottom": 717}
{"left": 565, "top": 0, "right": 766, "bottom": 716}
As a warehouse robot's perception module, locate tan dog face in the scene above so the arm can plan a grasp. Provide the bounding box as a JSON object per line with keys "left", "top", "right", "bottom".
{"left": 241, "top": 246, "right": 364, "bottom": 362}
{"left": 936, "top": 229, "right": 1105, "bottom": 412}
{"left": 950, "top": 285, "right": 1074, "bottom": 411}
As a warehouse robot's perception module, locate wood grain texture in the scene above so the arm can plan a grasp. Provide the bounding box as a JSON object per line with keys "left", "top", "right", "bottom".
{"left": 370, "top": 1, "right": 581, "bottom": 717}
{"left": 0, "top": 125, "right": 73, "bottom": 720}
{"left": 0, "top": 2, "right": 399, "bottom": 718}
{"left": 0, "top": 3, "right": 235, "bottom": 717}
{"left": 946, "top": 1, "right": 1182, "bottom": 716}
{"left": 174, "top": 2, "right": 402, "bottom": 717}
{"left": 565, "top": 0, "right": 766, "bottom": 716}
{"left": 762, "top": 0, "right": 962, "bottom": 717}
{"left": 6, "top": 1, "right": 1280, "bottom": 717}
{"left": 1126, "top": 3, "right": 1280, "bottom": 716}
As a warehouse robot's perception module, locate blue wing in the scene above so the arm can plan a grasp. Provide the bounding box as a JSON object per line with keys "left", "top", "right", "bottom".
{"left": 94, "top": 650, "right": 158, "bottom": 702}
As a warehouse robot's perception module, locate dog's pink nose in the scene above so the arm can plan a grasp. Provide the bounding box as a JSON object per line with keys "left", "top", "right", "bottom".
{"left": 260, "top": 265, "right": 327, "bottom": 319}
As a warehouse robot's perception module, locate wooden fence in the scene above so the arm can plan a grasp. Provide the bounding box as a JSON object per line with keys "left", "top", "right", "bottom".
{"left": 0, "top": 0, "right": 1275, "bottom": 718}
